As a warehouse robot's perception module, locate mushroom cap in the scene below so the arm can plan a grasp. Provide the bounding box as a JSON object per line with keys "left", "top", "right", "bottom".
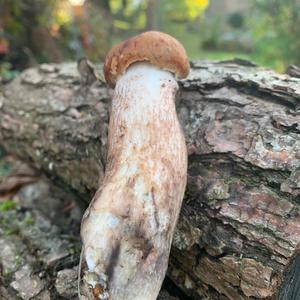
{"left": 104, "top": 31, "right": 190, "bottom": 88}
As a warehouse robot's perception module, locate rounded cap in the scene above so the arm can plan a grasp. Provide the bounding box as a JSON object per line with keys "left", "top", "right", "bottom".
{"left": 104, "top": 31, "right": 190, "bottom": 88}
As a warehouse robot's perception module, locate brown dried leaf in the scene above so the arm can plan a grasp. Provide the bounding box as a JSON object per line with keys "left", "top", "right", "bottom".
{"left": 0, "top": 161, "right": 37, "bottom": 194}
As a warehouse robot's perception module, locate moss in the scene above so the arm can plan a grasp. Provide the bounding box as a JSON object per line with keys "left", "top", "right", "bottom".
{"left": 24, "top": 216, "right": 35, "bottom": 226}
{"left": 0, "top": 203, "right": 35, "bottom": 237}
{"left": 0, "top": 200, "right": 16, "bottom": 212}
{"left": 4, "top": 226, "right": 20, "bottom": 236}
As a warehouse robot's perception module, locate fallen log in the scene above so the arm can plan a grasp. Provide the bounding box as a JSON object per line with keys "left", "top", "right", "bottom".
{"left": 0, "top": 59, "right": 300, "bottom": 299}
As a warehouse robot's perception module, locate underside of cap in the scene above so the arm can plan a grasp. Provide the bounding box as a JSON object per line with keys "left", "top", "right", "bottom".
{"left": 104, "top": 31, "right": 190, "bottom": 88}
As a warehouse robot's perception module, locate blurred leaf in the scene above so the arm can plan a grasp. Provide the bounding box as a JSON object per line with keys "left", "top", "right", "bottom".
{"left": 114, "top": 19, "right": 131, "bottom": 29}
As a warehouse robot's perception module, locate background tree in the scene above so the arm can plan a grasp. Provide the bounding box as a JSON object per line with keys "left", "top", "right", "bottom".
{"left": 0, "top": 0, "right": 62, "bottom": 68}
{"left": 252, "top": 0, "right": 300, "bottom": 70}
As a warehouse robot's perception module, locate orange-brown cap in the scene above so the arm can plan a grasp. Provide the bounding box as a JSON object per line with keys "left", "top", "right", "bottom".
{"left": 104, "top": 31, "right": 190, "bottom": 88}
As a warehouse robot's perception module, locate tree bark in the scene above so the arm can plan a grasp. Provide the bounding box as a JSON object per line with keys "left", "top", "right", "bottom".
{"left": 145, "top": 0, "right": 158, "bottom": 30}
{"left": 1, "top": 60, "right": 300, "bottom": 299}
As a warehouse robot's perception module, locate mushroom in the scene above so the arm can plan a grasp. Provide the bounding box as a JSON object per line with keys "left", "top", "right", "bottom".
{"left": 79, "top": 31, "right": 189, "bottom": 300}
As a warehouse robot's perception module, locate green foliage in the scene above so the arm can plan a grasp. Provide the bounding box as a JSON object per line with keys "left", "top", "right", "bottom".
{"left": 109, "top": 0, "right": 209, "bottom": 30}
{"left": 164, "top": 0, "right": 209, "bottom": 21}
{"left": 0, "top": 201, "right": 36, "bottom": 238}
{"left": 24, "top": 216, "right": 35, "bottom": 225}
{"left": 0, "top": 62, "right": 19, "bottom": 81}
{"left": 0, "top": 200, "right": 17, "bottom": 212}
{"left": 0, "top": 0, "right": 299, "bottom": 72}
{"left": 4, "top": 226, "right": 20, "bottom": 236}
{"left": 251, "top": 0, "right": 300, "bottom": 70}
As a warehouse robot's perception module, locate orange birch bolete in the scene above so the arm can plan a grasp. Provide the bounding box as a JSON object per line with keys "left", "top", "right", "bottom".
{"left": 79, "top": 31, "right": 189, "bottom": 300}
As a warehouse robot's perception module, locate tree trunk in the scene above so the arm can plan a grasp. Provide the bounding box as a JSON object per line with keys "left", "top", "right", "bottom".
{"left": 145, "top": 0, "right": 158, "bottom": 30}
{"left": 0, "top": 60, "right": 300, "bottom": 299}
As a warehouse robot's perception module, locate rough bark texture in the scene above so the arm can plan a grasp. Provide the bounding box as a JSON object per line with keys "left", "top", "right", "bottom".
{"left": 0, "top": 60, "right": 300, "bottom": 299}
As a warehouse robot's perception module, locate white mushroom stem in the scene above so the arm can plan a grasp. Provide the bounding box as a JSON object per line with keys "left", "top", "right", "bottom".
{"left": 79, "top": 62, "right": 187, "bottom": 300}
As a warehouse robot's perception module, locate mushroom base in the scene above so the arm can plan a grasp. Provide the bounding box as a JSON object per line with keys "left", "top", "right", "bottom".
{"left": 79, "top": 63, "right": 187, "bottom": 300}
